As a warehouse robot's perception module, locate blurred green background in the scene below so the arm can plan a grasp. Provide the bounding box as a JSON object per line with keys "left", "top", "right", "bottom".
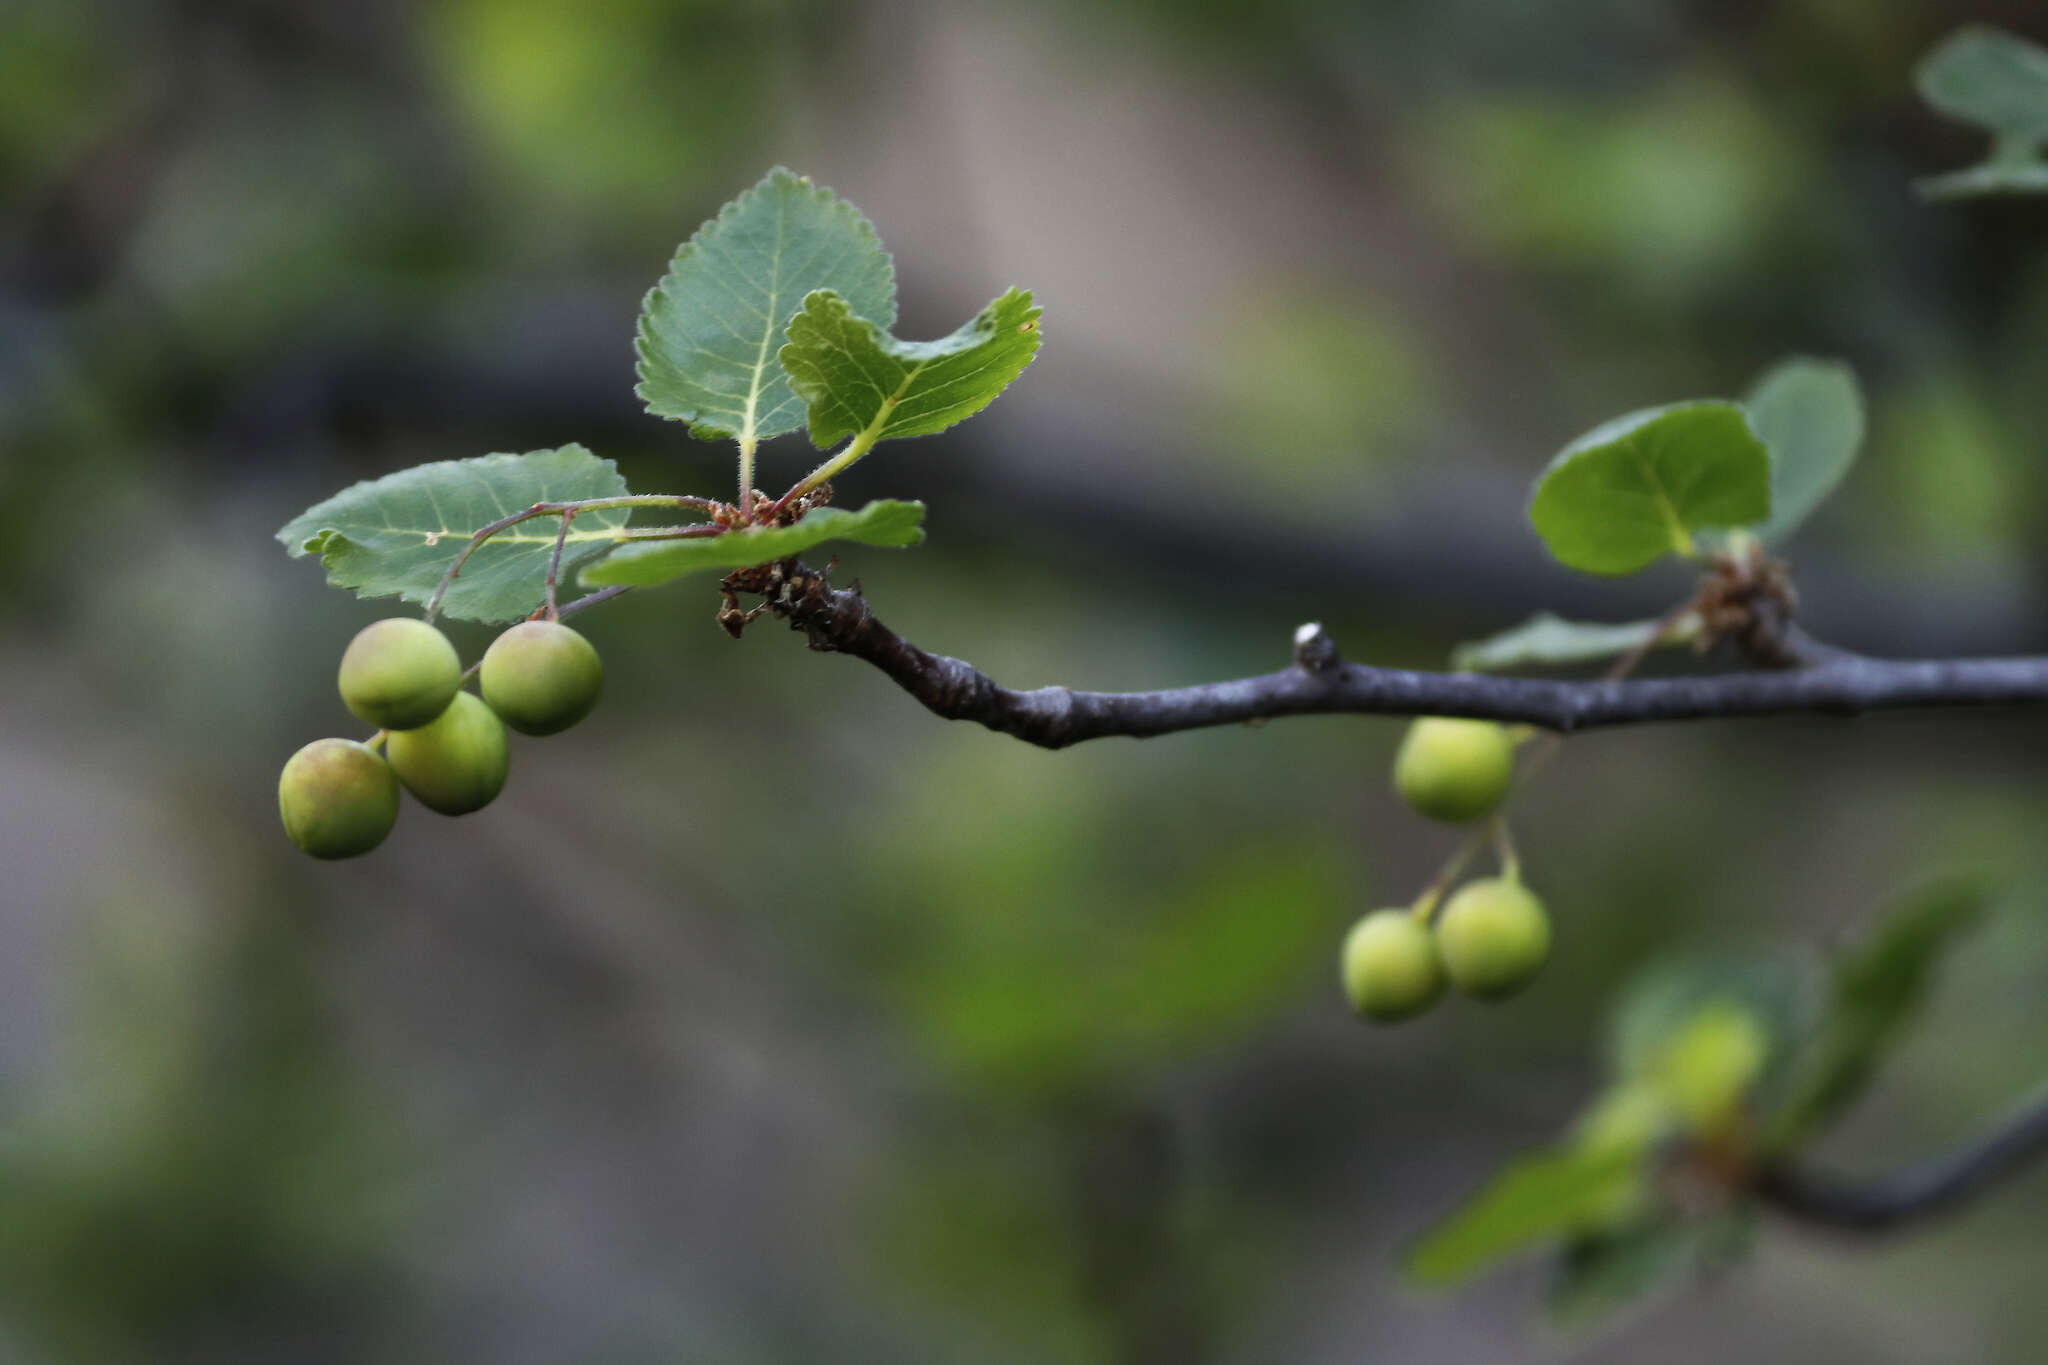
{"left": 5, "top": 0, "right": 2048, "bottom": 1360}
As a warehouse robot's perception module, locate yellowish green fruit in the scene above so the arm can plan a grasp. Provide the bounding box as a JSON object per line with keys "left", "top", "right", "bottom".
{"left": 386, "top": 691, "right": 508, "bottom": 815}
{"left": 1435, "top": 877, "right": 1550, "bottom": 998}
{"left": 278, "top": 738, "right": 400, "bottom": 859}
{"left": 1393, "top": 718, "right": 1514, "bottom": 823}
{"left": 337, "top": 618, "right": 461, "bottom": 730}
{"left": 480, "top": 620, "right": 603, "bottom": 736}
{"left": 1342, "top": 909, "right": 1446, "bottom": 1021}
{"left": 1644, "top": 1000, "right": 1770, "bottom": 1135}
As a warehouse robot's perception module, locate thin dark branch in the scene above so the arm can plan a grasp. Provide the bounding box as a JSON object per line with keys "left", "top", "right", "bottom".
{"left": 1757, "top": 1088, "right": 2048, "bottom": 1232}
{"left": 762, "top": 568, "right": 2048, "bottom": 750}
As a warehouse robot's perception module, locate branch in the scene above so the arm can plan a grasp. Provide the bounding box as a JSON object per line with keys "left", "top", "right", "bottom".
{"left": 764, "top": 568, "right": 2048, "bottom": 750}
{"left": 1757, "top": 1088, "right": 2048, "bottom": 1232}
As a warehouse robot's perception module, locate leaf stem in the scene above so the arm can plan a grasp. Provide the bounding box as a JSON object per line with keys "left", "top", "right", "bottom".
{"left": 738, "top": 437, "right": 757, "bottom": 523}
{"left": 770, "top": 413, "right": 889, "bottom": 519}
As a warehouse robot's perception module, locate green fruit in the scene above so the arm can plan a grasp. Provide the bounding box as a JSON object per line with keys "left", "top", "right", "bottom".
{"left": 1392, "top": 717, "right": 1514, "bottom": 823}
{"left": 1434, "top": 878, "right": 1551, "bottom": 999}
{"left": 337, "top": 618, "right": 461, "bottom": 730}
{"left": 1342, "top": 908, "right": 1445, "bottom": 1021}
{"left": 480, "top": 620, "right": 603, "bottom": 736}
{"left": 386, "top": 691, "right": 508, "bottom": 815}
{"left": 278, "top": 738, "right": 400, "bottom": 859}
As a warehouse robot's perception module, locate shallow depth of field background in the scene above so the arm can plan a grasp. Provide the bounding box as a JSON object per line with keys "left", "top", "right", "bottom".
{"left": 5, "top": 1, "right": 2048, "bottom": 1361}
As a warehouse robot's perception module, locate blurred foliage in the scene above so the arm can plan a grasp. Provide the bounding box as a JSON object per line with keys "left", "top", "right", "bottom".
{"left": 1408, "top": 78, "right": 1819, "bottom": 304}
{"left": 1914, "top": 25, "right": 2048, "bottom": 198}
{"left": 0, "top": 898, "right": 405, "bottom": 1363}
{"left": 1203, "top": 287, "right": 1439, "bottom": 479}
{"left": 426, "top": 0, "right": 784, "bottom": 215}
{"left": 844, "top": 744, "right": 1350, "bottom": 1099}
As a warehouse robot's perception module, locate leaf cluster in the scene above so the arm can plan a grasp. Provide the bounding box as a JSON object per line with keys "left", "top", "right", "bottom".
{"left": 280, "top": 169, "right": 1040, "bottom": 620}
{"left": 1458, "top": 355, "right": 1864, "bottom": 674}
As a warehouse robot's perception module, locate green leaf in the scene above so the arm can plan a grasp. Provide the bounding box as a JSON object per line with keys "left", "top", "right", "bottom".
{"left": 1404, "top": 1144, "right": 1643, "bottom": 1288}
{"left": 1916, "top": 27, "right": 2048, "bottom": 142}
{"left": 1744, "top": 357, "right": 1864, "bottom": 544}
{"left": 1548, "top": 1214, "right": 1753, "bottom": 1332}
{"left": 1767, "top": 879, "right": 1988, "bottom": 1149}
{"left": 580, "top": 499, "right": 926, "bottom": 589}
{"left": 1528, "top": 403, "right": 1771, "bottom": 576}
{"left": 780, "top": 287, "right": 1042, "bottom": 449}
{"left": 1914, "top": 29, "right": 2048, "bottom": 199}
{"left": 277, "top": 447, "right": 630, "bottom": 623}
{"left": 1451, "top": 611, "right": 1699, "bottom": 674}
{"left": 635, "top": 168, "right": 898, "bottom": 447}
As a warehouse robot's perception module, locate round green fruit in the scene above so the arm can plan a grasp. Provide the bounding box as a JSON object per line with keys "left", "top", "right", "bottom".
{"left": 1341, "top": 908, "right": 1445, "bottom": 1021}
{"left": 480, "top": 620, "right": 603, "bottom": 736}
{"left": 279, "top": 738, "right": 400, "bottom": 859}
{"left": 385, "top": 691, "right": 509, "bottom": 815}
{"left": 1434, "top": 878, "right": 1551, "bottom": 999}
{"left": 337, "top": 618, "right": 461, "bottom": 730}
{"left": 1392, "top": 717, "right": 1514, "bottom": 823}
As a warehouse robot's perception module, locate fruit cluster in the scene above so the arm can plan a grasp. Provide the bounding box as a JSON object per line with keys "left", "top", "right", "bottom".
{"left": 278, "top": 617, "right": 603, "bottom": 858}
{"left": 1343, "top": 717, "right": 1553, "bottom": 1021}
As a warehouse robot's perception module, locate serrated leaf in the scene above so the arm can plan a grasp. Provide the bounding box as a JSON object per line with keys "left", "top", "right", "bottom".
{"left": 1452, "top": 612, "right": 1699, "bottom": 674}
{"left": 1548, "top": 1214, "right": 1753, "bottom": 1332}
{"left": 636, "top": 168, "right": 897, "bottom": 447}
{"left": 1744, "top": 357, "right": 1865, "bottom": 544}
{"left": 277, "top": 446, "right": 630, "bottom": 622}
{"left": 1529, "top": 403, "right": 1771, "bottom": 576}
{"left": 780, "top": 287, "right": 1042, "bottom": 449}
{"left": 1404, "top": 1144, "right": 1643, "bottom": 1289}
{"left": 580, "top": 499, "right": 925, "bottom": 589}
{"left": 1766, "top": 879, "right": 1988, "bottom": 1150}
{"left": 1916, "top": 27, "right": 2048, "bottom": 142}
